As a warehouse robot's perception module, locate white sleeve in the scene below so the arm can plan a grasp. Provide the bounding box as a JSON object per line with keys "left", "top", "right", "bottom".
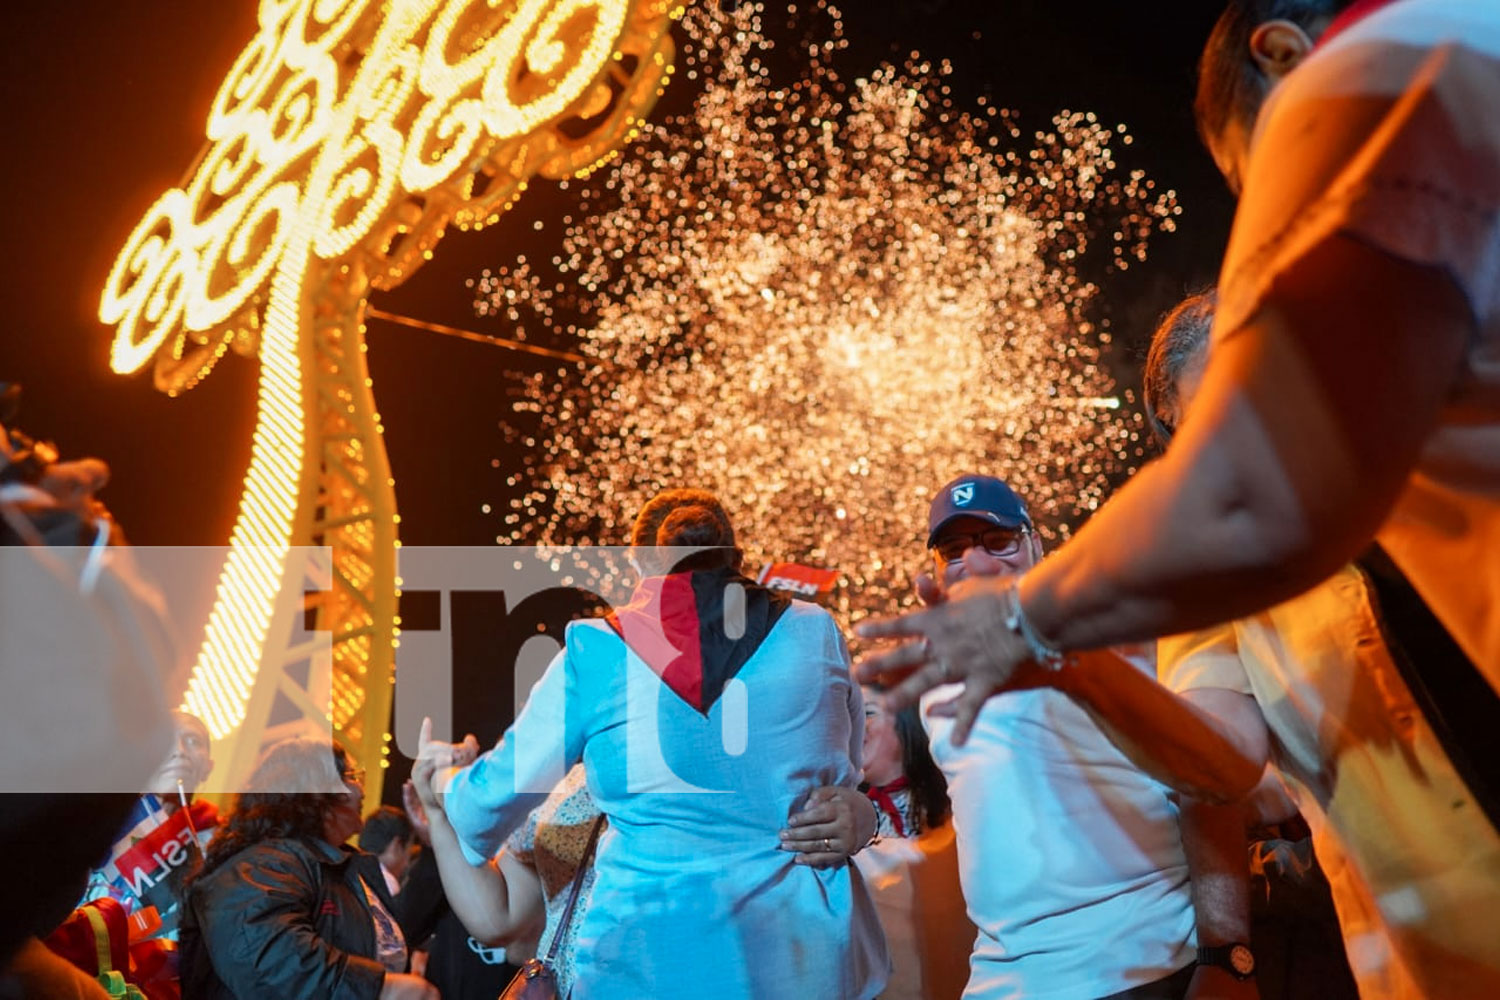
{"left": 833, "top": 614, "right": 864, "bottom": 782}
{"left": 442, "top": 642, "right": 585, "bottom": 865}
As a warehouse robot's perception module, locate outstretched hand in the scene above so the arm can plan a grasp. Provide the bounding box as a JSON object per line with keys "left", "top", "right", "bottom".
{"left": 854, "top": 574, "right": 1038, "bottom": 746}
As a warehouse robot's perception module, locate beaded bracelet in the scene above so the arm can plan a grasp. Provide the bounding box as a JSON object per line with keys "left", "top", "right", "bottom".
{"left": 1000, "top": 576, "right": 1066, "bottom": 670}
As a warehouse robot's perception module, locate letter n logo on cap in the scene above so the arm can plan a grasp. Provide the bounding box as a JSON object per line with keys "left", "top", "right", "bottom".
{"left": 951, "top": 483, "right": 975, "bottom": 506}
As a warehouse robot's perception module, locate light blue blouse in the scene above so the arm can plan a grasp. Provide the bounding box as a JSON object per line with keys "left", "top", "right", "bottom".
{"left": 444, "top": 600, "right": 889, "bottom": 1000}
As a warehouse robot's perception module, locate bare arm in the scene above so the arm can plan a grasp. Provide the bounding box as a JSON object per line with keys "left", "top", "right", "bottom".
{"left": 410, "top": 734, "right": 546, "bottom": 946}
{"left": 421, "top": 805, "right": 545, "bottom": 946}
{"left": 1021, "top": 235, "right": 1470, "bottom": 651}
{"left": 1044, "top": 654, "right": 1269, "bottom": 801}
{"left": 1180, "top": 796, "right": 1260, "bottom": 1000}
{"left": 1181, "top": 796, "right": 1253, "bottom": 946}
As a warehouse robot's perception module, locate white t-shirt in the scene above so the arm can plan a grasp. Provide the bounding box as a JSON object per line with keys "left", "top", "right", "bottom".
{"left": 922, "top": 663, "right": 1195, "bottom": 1000}
{"left": 379, "top": 862, "right": 402, "bottom": 899}
{"left": 1215, "top": 0, "right": 1500, "bottom": 685}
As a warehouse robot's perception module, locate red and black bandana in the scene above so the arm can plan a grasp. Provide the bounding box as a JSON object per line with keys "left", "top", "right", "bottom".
{"left": 606, "top": 566, "right": 792, "bottom": 715}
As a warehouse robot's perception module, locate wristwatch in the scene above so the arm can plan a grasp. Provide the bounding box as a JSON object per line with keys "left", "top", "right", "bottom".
{"left": 1197, "top": 942, "right": 1256, "bottom": 980}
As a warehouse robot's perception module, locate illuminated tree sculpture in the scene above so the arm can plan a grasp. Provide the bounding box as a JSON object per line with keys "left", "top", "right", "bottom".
{"left": 100, "top": 0, "right": 680, "bottom": 800}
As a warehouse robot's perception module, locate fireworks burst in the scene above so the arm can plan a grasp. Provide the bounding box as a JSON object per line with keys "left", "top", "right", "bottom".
{"left": 473, "top": 2, "right": 1180, "bottom": 621}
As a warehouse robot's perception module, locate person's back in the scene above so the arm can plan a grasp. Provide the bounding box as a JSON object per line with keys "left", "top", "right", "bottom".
{"left": 443, "top": 489, "right": 888, "bottom": 999}
{"left": 545, "top": 598, "right": 887, "bottom": 998}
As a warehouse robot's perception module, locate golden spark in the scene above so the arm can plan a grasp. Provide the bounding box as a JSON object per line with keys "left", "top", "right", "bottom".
{"left": 475, "top": 2, "right": 1179, "bottom": 623}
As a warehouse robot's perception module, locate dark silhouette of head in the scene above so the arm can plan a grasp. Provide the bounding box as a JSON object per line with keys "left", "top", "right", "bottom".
{"left": 1143, "top": 289, "right": 1217, "bottom": 446}
{"left": 1195, "top": 1, "right": 1353, "bottom": 190}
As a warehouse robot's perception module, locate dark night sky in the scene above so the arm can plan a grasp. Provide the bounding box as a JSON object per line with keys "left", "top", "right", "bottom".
{"left": 0, "top": 0, "right": 1235, "bottom": 551}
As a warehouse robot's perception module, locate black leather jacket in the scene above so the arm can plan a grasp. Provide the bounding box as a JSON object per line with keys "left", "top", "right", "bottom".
{"left": 180, "top": 837, "right": 400, "bottom": 1000}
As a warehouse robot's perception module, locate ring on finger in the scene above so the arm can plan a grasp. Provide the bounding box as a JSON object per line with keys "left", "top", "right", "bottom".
{"left": 823, "top": 837, "right": 832, "bottom": 852}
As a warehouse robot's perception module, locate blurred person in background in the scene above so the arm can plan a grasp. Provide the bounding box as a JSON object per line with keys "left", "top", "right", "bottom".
{"left": 855, "top": 689, "right": 973, "bottom": 1000}
{"left": 79, "top": 710, "right": 219, "bottom": 942}
{"left": 180, "top": 738, "right": 437, "bottom": 1000}
{"left": 360, "top": 806, "right": 415, "bottom": 898}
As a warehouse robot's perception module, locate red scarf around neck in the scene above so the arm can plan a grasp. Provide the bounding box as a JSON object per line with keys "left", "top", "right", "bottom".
{"left": 866, "top": 777, "right": 910, "bottom": 838}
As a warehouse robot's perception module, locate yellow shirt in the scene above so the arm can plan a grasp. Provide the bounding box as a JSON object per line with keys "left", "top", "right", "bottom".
{"left": 1159, "top": 565, "right": 1500, "bottom": 999}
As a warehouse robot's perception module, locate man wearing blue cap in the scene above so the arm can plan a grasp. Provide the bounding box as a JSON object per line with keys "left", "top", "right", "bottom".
{"left": 915, "top": 475, "right": 1240, "bottom": 1000}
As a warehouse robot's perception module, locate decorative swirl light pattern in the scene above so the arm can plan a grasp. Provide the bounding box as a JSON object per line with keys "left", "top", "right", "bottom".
{"left": 103, "top": 0, "right": 664, "bottom": 392}
{"left": 99, "top": 0, "right": 679, "bottom": 758}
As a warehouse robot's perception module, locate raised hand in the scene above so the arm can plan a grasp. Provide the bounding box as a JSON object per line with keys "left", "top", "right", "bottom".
{"left": 411, "top": 717, "right": 481, "bottom": 812}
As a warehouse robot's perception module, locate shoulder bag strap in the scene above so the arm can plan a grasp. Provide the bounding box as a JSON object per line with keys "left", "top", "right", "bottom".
{"left": 1357, "top": 546, "right": 1500, "bottom": 834}
{"left": 544, "top": 814, "right": 606, "bottom": 965}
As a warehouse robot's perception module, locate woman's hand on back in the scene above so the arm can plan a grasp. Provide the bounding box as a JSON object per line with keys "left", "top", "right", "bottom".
{"left": 779, "top": 785, "right": 878, "bottom": 867}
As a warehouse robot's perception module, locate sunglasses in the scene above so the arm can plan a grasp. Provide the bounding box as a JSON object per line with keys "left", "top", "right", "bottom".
{"left": 931, "top": 524, "right": 1031, "bottom": 564}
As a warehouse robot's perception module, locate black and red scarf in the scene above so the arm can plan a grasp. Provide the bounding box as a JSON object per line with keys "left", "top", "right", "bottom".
{"left": 606, "top": 566, "right": 792, "bottom": 715}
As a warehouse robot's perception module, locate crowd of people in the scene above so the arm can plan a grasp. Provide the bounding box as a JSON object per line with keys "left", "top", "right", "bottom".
{"left": 3, "top": 0, "right": 1498, "bottom": 997}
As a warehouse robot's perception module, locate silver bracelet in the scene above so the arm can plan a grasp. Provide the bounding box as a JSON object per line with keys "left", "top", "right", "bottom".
{"left": 1000, "top": 577, "right": 1066, "bottom": 670}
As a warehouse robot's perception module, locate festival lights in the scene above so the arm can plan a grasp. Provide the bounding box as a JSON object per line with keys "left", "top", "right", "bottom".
{"left": 99, "top": 0, "right": 678, "bottom": 792}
